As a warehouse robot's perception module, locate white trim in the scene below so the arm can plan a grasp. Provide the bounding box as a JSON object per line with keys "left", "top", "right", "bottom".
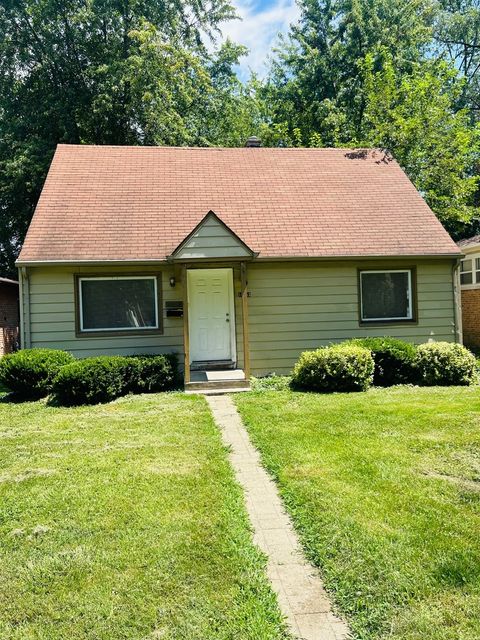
{"left": 78, "top": 275, "right": 159, "bottom": 332}
{"left": 360, "top": 269, "right": 413, "bottom": 322}
{"left": 460, "top": 253, "right": 480, "bottom": 288}
{"left": 187, "top": 268, "right": 236, "bottom": 365}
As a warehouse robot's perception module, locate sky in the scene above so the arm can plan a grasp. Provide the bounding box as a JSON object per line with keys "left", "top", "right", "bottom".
{"left": 220, "top": 0, "right": 300, "bottom": 80}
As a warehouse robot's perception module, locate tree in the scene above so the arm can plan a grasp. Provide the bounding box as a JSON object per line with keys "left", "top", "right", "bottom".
{"left": 0, "top": 0, "right": 256, "bottom": 276}
{"left": 261, "top": 0, "right": 479, "bottom": 234}
{"left": 360, "top": 51, "right": 479, "bottom": 228}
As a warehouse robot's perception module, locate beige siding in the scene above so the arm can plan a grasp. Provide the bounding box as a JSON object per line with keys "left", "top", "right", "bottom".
{"left": 24, "top": 259, "right": 456, "bottom": 376}
{"left": 246, "top": 260, "right": 456, "bottom": 375}
{"left": 173, "top": 214, "right": 252, "bottom": 259}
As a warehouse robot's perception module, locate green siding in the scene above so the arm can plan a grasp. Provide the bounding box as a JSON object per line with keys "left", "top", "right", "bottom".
{"left": 246, "top": 260, "right": 456, "bottom": 375}
{"left": 23, "top": 259, "right": 456, "bottom": 375}
{"left": 173, "top": 214, "right": 252, "bottom": 259}
{"left": 25, "top": 266, "right": 185, "bottom": 358}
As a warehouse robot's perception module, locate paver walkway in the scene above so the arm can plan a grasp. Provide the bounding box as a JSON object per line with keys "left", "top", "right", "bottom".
{"left": 207, "top": 395, "right": 350, "bottom": 640}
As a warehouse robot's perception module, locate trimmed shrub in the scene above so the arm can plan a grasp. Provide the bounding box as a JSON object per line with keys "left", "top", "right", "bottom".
{"left": 415, "top": 342, "right": 476, "bottom": 386}
{"left": 292, "top": 344, "right": 374, "bottom": 392}
{"left": 52, "top": 356, "right": 130, "bottom": 406}
{"left": 52, "top": 353, "right": 179, "bottom": 406}
{"left": 347, "top": 337, "right": 417, "bottom": 386}
{"left": 125, "top": 354, "right": 178, "bottom": 393}
{"left": 0, "top": 349, "right": 74, "bottom": 398}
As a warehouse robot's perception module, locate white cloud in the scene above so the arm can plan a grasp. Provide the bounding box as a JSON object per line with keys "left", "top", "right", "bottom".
{"left": 220, "top": 0, "right": 300, "bottom": 80}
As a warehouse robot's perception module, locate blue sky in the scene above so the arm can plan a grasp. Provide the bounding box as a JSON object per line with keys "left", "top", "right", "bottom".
{"left": 220, "top": 0, "right": 300, "bottom": 79}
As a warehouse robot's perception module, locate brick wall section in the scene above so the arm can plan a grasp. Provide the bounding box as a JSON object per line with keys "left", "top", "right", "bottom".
{"left": 461, "top": 288, "right": 480, "bottom": 348}
{"left": 0, "top": 282, "right": 19, "bottom": 355}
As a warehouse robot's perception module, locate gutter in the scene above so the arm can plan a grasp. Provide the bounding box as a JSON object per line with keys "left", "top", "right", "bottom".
{"left": 452, "top": 258, "right": 463, "bottom": 344}
{"left": 15, "top": 253, "right": 463, "bottom": 268}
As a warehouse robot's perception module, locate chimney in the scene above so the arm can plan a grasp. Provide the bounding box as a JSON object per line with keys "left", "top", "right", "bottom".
{"left": 245, "top": 136, "right": 261, "bottom": 148}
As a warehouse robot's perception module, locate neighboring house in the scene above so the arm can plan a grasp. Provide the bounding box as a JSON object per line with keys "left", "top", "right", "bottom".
{"left": 17, "top": 143, "right": 462, "bottom": 388}
{"left": 0, "top": 277, "right": 19, "bottom": 356}
{"left": 457, "top": 235, "right": 480, "bottom": 349}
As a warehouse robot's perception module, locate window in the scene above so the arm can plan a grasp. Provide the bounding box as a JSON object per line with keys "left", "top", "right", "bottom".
{"left": 360, "top": 270, "right": 413, "bottom": 322}
{"left": 77, "top": 276, "right": 160, "bottom": 333}
{"left": 460, "top": 256, "right": 480, "bottom": 286}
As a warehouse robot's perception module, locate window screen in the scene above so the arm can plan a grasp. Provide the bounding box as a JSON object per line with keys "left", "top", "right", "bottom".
{"left": 79, "top": 277, "right": 158, "bottom": 331}
{"left": 360, "top": 270, "right": 412, "bottom": 321}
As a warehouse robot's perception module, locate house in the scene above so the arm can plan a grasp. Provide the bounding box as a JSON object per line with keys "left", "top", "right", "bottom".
{"left": 0, "top": 277, "right": 19, "bottom": 356}
{"left": 16, "top": 143, "right": 462, "bottom": 389}
{"left": 457, "top": 235, "right": 480, "bottom": 349}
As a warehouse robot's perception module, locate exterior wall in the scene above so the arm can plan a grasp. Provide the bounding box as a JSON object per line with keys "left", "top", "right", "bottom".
{"left": 22, "top": 259, "right": 456, "bottom": 375}
{"left": 0, "top": 282, "right": 19, "bottom": 355}
{"left": 461, "top": 288, "right": 480, "bottom": 349}
{"left": 23, "top": 265, "right": 185, "bottom": 357}
{"left": 246, "top": 259, "right": 457, "bottom": 375}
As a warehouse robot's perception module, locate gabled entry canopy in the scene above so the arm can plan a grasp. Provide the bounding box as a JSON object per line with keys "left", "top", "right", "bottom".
{"left": 168, "top": 211, "right": 257, "bottom": 261}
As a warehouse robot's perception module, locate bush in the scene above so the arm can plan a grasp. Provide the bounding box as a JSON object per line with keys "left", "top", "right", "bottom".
{"left": 0, "top": 349, "right": 74, "bottom": 398}
{"left": 415, "top": 342, "right": 476, "bottom": 386}
{"left": 52, "top": 353, "right": 179, "bottom": 406}
{"left": 125, "top": 354, "right": 179, "bottom": 393}
{"left": 52, "top": 356, "right": 129, "bottom": 406}
{"left": 292, "top": 344, "right": 374, "bottom": 392}
{"left": 347, "top": 337, "right": 417, "bottom": 386}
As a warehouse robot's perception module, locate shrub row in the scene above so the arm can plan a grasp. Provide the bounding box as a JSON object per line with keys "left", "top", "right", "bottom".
{"left": 0, "top": 350, "right": 178, "bottom": 404}
{"left": 291, "top": 339, "right": 477, "bottom": 392}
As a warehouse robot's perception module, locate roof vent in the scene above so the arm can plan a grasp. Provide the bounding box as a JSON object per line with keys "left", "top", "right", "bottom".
{"left": 245, "top": 136, "right": 261, "bottom": 148}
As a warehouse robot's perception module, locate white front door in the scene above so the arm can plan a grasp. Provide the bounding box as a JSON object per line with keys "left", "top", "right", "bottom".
{"left": 187, "top": 268, "right": 235, "bottom": 363}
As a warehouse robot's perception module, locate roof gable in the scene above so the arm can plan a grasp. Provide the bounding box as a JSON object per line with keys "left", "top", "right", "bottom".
{"left": 169, "top": 211, "right": 256, "bottom": 260}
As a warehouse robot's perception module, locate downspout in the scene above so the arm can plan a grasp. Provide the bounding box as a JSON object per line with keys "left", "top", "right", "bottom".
{"left": 19, "top": 267, "right": 31, "bottom": 349}
{"left": 452, "top": 258, "right": 463, "bottom": 344}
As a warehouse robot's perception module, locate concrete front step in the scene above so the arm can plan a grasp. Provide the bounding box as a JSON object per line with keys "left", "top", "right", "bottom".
{"left": 185, "top": 378, "right": 250, "bottom": 392}
{"left": 185, "top": 386, "right": 250, "bottom": 396}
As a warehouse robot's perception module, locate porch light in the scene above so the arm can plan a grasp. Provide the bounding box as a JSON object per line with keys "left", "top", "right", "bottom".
{"left": 169, "top": 276, "right": 176, "bottom": 288}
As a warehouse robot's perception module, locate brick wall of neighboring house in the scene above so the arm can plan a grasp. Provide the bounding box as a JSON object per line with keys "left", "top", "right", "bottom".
{"left": 461, "top": 288, "right": 480, "bottom": 349}
{"left": 0, "top": 281, "right": 19, "bottom": 356}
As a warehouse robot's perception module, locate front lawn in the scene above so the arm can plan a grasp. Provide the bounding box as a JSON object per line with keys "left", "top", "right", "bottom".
{"left": 0, "top": 394, "right": 287, "bottom": 640}
{"left": 236, "top": 387, "right": 480, "bottom": 640}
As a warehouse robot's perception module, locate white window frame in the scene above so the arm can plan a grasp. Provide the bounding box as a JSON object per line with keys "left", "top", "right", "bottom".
{"left": 360, "top": 269, "right": 413, "bottom": 322}
{"left": 78, "top": 275, "right": 159, "bottom": 333}
{"left": 460, "top": 254, "right": 480, "bottom": 289}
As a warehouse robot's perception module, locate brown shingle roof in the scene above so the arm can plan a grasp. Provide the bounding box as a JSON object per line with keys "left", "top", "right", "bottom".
{"left": 457, "top": 235, "right": 480, "bottom": 249}
{"left": 18, "top": 144, "right": 460, "bottom": 263}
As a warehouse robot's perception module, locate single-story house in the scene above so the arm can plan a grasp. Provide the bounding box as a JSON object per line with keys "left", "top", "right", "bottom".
{"left": 0, "top": 277, "right": 19, "bottom": 355}
{"left": 457, "top": 235, "right": 480, "bottom": 349}
{"left": 16, "top": 143, "right": 462, "bottom": 389}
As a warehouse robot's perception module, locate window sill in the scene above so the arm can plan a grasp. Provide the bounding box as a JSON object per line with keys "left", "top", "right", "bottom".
{"left": 75, "top": 328, "right": 163, "bottom": 338}
{"left": 359, "top": 319, "right": 417, "bottom": 327}
{"left": 460, "top": 284, "right": 480, "bottom": 291}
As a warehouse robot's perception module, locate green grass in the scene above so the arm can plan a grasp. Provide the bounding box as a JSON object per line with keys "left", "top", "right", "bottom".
{"left": 235, "top": 386, "right": 480, "bottom": 640}
{"left": 0, "top": 393, "right": 288, "bottom": 640}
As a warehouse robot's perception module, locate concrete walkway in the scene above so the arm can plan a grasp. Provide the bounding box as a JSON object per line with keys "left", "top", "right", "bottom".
{"left": 207, "top": 395, "right": 350, "bottom": 640}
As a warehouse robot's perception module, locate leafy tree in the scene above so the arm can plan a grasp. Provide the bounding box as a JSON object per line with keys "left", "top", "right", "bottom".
{"left": 0, "top": 0, "right": 256, "bottom": 276}
{"left": 261, "top": 0, "right": 479, "bottom": 234}
{"left": 359, "top": 51, "right": 479, "bottom": 227}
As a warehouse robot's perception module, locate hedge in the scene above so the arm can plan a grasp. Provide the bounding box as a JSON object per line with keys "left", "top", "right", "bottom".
{"left": 347, "top": 337, "right": 417, "bottom": 386}
{"left": 292, "top": 344, "right": 374, "bottom": 392}
{"left": 51, "top": 354, "right": 178, "bottom": 406}
{"left": 0, "top": 349, "right": 74, "bottom": 398}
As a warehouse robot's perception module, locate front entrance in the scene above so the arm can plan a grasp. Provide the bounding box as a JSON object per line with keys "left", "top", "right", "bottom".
{"left": 187, "top": 268, "right": 236, "bottom": 364}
